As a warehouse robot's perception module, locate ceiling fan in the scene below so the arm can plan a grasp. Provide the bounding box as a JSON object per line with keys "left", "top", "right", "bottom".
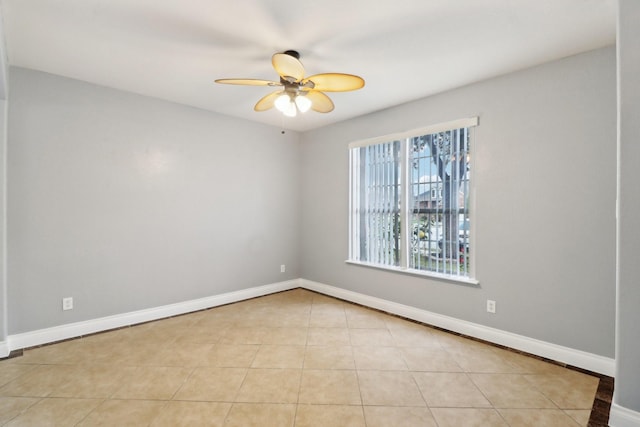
{"left": 215, "top": 50, "right": 365, "bottom": 117}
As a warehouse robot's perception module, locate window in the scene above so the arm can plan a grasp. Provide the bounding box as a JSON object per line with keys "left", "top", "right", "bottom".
{"left": 349, "top": 118, "right": 477, "bottom": 281}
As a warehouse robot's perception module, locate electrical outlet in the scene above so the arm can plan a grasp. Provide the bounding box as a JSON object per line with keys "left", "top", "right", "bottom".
{"left": 62, "top": 297, "right": 73, "bottom": 311}
{"left": 486, "top": 299, "right": 496, "bottom": 314}
{"left": 280, "top": 264, "right": 286, "bottom": 273}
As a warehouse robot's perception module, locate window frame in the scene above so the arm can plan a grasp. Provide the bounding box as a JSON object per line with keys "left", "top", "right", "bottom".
{"left": 347, "top": 117, "right": 479, "bottom": 285}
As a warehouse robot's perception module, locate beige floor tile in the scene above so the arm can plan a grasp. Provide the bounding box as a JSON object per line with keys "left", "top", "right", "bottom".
{"left": 489, "top": 348, "right": 568, "bottom": 375}
{"left": 148, "top": 325, "right": 197, "bottom": 342}
{"left": 225, "top": 403, "right": 296, "bottom": 427}
{"left": 88, "top": 329, "right": 132, "bottom": 343}
{"left": 447, "top": 347, "right": 521, "bottom": 373}
{"left": 236, "top": 368, "right": 301, "bottom": 403}
{"left": 312, "top": 293, "right": 346, "bottom": 306}
{"left": 299, "top": 369, "right": 361, "bottom": 404}
{"left": 498, "top": 408, "right": 582, "bottom": 426}
{"left": 238, "top": 312, "right": 281, "bottom": 328}
{"left": 469, "top": 373, "right": 557, "bottom": 408}
{"left": 201, "top": 344, "right": 259, "bottom": 367}
{"left": 76, "top": 399, "right": 166, "bottom": 426}
{"left": 384, "top": 315, "right": 422, "bottom": 331}
{"left": 389, "top": 327, "right": 441, "bottom": 347}
{"left": 148, "top": 343, "right": 213, "bottom": 367}
{"left": 154, "top": 313, "right": 201, "bottom": 329}
{"left": 173, "top": 367, "right": 247, "bottom": 401}
{"left": 224, "top": 317, "right": 257, "bottom": 329}
{"left": 261, "top": 327, "right": 308, "bottom": 345}
{"left": 524, "top": 371, "right": 599, "bottom": 409}
{"left": 431, "top": 408, "right": 509, "bottom": 427}
{"left": 310, "top": 298, "right": 345, "bottom": 307}
{"left": 0, "top": 397, "right": 39, "bottom": 425}
{"left": 5, "top": 397, "right": 101, "bottom": 427}
{"left": 16, "top": 340, "right": 88, "bottom": 365}
{"left": 171, "top": 326, "right": 226, "bottom": 345}
{"left": 74, "top": 341, "right": 138, "bottom": 366}
{"left": 220, "top": 327, "right": 268, "bottom": 344}
{"left": 0, "top": 364, "right": 37, "bottom": 388}
{"left": 311, "top": 299, "right": 346, "bottom": 311}
{"left": 193, "top": 313, "right": 237, "bottom": 329}
{"left": 400, "top": 346, "right": 463, "bottom": 372}
{"left": 349, "top": 328, "right": 395, "bottom": 346}
{"left": 111, "top": 366, "right": 192, "bottom": 400}
{"left": 78, "top": 329, "right": 127, "bottom": 347}
{"left": 357, "top": 370, "right": 425, "bottom": 406}
{"left": 309, "top": 313, "right": 348, "bottom": 328}
{"left": 258, "top": 314, "right": 310, "bottom": 328}
{"left": 304, "top": 345, "right": 355, "bottom": 370}
{"left": 250, "top": 345, "right": 305, "bottom": 369}
{"left": 282, "top": 290, "right": 315, "bottom": 303}
{"left": 122, "top": 325, "right": 169, "bottom": 345}
{"left": 0, "top": 365, "right": 76, "bottom": 397}
{"left": 431, "top": 330, "right": 490, "bottom": 351}
{"left": 50, "top": 365, "right": 136, "bottom": 398}
{"left": 345, "top": 310, "right": 388, "bottom": 329}
{"left": 363, "top": 406, "right": 438, "bottom": 427}
{"left": 97, "top": 341, "right": 166, "bottom": 366}
{"left": 149, "top": 401, "right": 231, "bottom": 427}
{"left": 564, "top": 409, "right": 591, "bottom": 426}
{"left": 413, "top": 372, "right": 492, "bottom": 408}
{"left": 295, "top": 404, "right": 366, "bottom": 427}
{"left": 307, "top": 328, "right": 350, "bottom": 346}
{"left": 353, "top": 346, "right": 408, "bottom": 370}
{"left": 309, "top": 299, "right": 340, "bottom": 310}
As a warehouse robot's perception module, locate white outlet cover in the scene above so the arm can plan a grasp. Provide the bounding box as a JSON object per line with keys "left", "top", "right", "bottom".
{"left": 486, "top": 300, "right": 496, "bottom": 313}
{"left": 62, "top": 297, "right": 73, "bottom": 311}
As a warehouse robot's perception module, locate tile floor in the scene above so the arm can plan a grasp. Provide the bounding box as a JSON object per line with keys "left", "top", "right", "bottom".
{"left": 0, "top": 289, "right": 604, "bottom": 426}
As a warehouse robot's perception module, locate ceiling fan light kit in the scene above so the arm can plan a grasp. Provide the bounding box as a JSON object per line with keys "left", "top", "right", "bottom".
{"left": 215, "top": 50, "right": 364, "bottom": 118}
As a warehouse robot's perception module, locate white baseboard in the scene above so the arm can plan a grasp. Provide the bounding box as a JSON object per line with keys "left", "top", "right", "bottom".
{"left": 4, "top": 277, "right": 616, "bottom": 378}
{"left": 6, "top": 279, "right": 299, "bottom": 353}
{"left": 610, "top": 403, "right": 640, "bottom": 427}
{"left": 299, "top": 279, "right": 615, "bottom": 376}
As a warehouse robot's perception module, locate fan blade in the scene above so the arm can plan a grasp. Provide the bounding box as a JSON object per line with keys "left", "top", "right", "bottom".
{"left": 272, "top": 53, "right": 305, "bottom": 82}
{"left": 306, "top": 91, "right": 334, "bottom": 113}
{"left": 303, "top": 73, "right": 365, "bottom": 92}
{"left": 215, "top": 78, "right": 281, "bottom": 86}
{"left": 254, "top": 90, "right": 284, "bottom": 111}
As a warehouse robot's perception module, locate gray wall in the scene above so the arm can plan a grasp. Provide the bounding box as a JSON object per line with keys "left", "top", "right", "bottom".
{"left": 0, "top": 99, "right": 6, "bottom": 345}
{"left": 7, "top": 67, "right": 300, "bottom": 334}
{"left": 300, "top": 47, "right": 617, "bottom": 358}
{"left": 615, "top": 0, "right": 640, "bottom": 413}
{"left": 0, "top": 5, "right": 8, "bottom": 347}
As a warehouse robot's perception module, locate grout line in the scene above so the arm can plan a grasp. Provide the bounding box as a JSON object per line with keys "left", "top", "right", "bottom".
{"left": 74, "top": 397, "right": 107, "bottom": 426}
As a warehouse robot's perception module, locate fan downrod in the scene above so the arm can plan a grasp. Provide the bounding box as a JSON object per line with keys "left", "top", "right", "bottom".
{"left": 283, "top": 50, "right": 300, "bottom": 59}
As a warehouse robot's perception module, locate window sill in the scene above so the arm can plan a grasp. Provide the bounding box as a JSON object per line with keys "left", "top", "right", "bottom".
{"left": 345, "top": 260, "right": 480, "bottom": 286}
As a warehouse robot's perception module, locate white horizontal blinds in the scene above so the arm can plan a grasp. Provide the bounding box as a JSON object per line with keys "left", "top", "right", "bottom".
{"left": 352, "top": 141, "right": 401, "bottom": 266}
{"left": 407, "top": 127, "right": 471, "bottom": 277}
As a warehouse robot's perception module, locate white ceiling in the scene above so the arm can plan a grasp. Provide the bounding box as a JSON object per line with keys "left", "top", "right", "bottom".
{"left": 0, "top": 0, "right": 616, "bottom": 132}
